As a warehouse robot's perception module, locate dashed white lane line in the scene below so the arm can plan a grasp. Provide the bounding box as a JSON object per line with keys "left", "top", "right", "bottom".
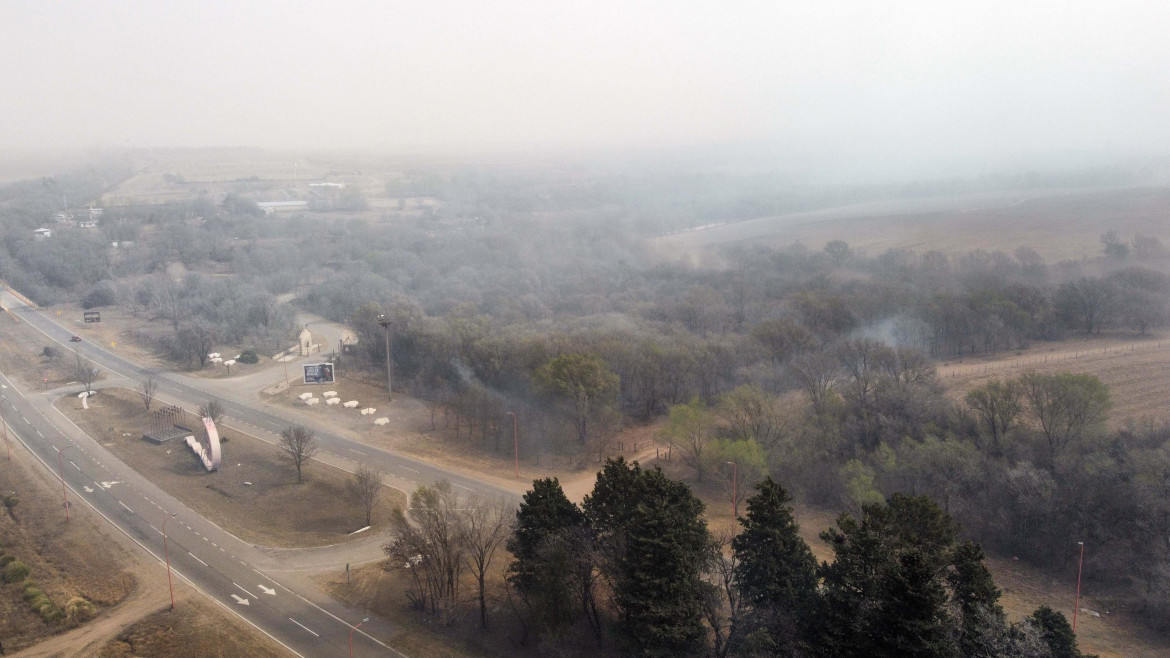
{"left": 288, "top": 618, "right": 319, "bottom": 637}
{"left": 119, "top": 501, "right": 133, "bottom": 513}
{"left": 69, "top": 460, "right": 80, "bottom": 470}
{"left": 187, "top": 552, "right": 208, "bottom": 567}
{"left": 453, "top": 483, "right": 474, "bottom": 492}
{"left": 400, "top": 466, "right": 419, "bottom": 474}
{"left": 234, "top": 583, "right": 258, "bottom": 598}
{"left": 348, "top": 448, "right": 368, "bottom": 456}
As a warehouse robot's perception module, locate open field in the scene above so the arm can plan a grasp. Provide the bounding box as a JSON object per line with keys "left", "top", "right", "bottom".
{"left": 939, "top": 331, "right": 1170, "bottom": 428}
{"left": 100, "top": 149, "right": 395, "bottom": 208}
{"left": 654, "top": 186, "right": 1170, "bottom": 262}
{"left": 54, "top": 387, "right": 405, "bottom": 548}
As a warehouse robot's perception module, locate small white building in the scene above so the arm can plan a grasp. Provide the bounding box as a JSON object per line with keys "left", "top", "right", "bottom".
{"left": 298, "top": 327, "right": 313, "bottom": 356}
{"left": 257, "top": 201, "right": 308, "bottom": 215}
{"left": 33, "top": 227, "right": 51, "bottom": 240}
{"left": 78, "top": 219, "right": 99, "bottom": 229}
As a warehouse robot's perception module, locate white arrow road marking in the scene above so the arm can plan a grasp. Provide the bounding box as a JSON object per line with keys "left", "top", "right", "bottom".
{"left": 100, "top": 481, "right": 121, "bottom": 489}
{"left": 259, "top": 584, "right": 276, "bottom": 596}
{"left": 234, "top": 583, "right": 258, "bottom": 598}
{"left": 231, "top": 594, "right": 250, "bottom": 605}
{"left": 82, "top": 486, "right": 94, "bottom": 493}
{"left": 288, "top": 618, "right": 318, "bottom": 637}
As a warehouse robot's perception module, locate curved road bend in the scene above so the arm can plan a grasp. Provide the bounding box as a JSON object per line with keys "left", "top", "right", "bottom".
{"left": 1, "top": 372, "right": 400, "bottom": 657}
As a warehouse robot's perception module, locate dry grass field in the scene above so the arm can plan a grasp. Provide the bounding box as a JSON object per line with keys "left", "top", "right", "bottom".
{"left": 98, "top": 597, "right": 291, "bottom": 658}
{"left": 939, "top": 331, "right": 1170, "bottom": 428}
{"left": 0, "top": 448, "right": 137, "bottom": 654}
{"left": 655, "top": 186, "right": 1170, "bottom": 262}
{"left": 54, "top": 387, "right": 405, "bottom": 547}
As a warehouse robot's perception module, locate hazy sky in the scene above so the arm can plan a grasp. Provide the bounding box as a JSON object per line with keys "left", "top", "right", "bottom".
{"left": 4, "top": 1, "right": 1169, "bottom": 168}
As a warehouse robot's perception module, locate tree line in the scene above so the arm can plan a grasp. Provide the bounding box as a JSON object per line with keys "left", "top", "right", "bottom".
{"left": 388, "top": 463, "right": 1093, "bottom": 657}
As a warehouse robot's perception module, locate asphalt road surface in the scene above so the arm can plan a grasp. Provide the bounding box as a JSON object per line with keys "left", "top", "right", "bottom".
{"left": 0, "top": 371, "right": 401, "bottom": 657}
{"left": 0, "top": 289, "right": 519, "bottom": 656}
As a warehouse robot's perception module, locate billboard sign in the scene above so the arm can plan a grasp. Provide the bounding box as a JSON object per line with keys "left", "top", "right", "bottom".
{"left": 303, "top": 363, "right": 335, "bottom": 385}
{"left": 83, "top": 311, "right": 101, "bottom": 323}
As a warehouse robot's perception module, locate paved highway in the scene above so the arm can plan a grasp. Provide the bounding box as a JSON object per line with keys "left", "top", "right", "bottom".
{"left": 0, "top": 371, "right": 400, "bottom": 657}
{"left": 0, "top": 289, "right": 519, "bottom": 656}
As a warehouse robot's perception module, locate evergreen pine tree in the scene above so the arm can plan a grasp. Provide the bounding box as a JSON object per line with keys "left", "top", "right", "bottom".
{"left": 731, "top": 477, "right": 818, "bottom": 655}
{"left": 584, "top": 458, "right": 710, "bottom": 656}
{"left": 507, "top": 477, "right": 587, "bottom": 632}
{"left": 816, "top": 493, "right": 961, "bottom": 658}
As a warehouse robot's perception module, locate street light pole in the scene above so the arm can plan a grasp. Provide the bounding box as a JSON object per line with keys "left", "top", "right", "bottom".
{"left": 1073, "top": 541, "right": 1085, "bottom": 631}
{"left": 1, "top": 395, "right": 11, "bottom": 462}
{"left": 56, "top": 445, "right": 71, "bottom": 521}
{"left": 725, "top": 461, "right": 737, "bottom": 521}
{"left": 377, "top": 315, "right": 392, "bottom": 403}
{"left": 349, "top": 616, "right": 369, "bottom": 657}
{"left": 506, "top": 412, "right": 518, "bottom": 478}
{"left": 163, "top": 513, "right": 177, "bottom": 610}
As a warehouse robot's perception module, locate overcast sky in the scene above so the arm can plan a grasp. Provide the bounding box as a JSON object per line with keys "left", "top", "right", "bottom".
{"left": 3, "top": 1, "right": 1168, "bottom": 171}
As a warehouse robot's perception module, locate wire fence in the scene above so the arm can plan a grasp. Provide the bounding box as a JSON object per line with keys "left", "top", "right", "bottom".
{"left": 944, "top": 339, "right": 1168, "bottom": 378}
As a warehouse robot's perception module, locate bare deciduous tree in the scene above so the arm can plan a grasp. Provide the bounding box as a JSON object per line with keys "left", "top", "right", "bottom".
{"left": 347, "top": 465, "right": 383, "bottom": 526}
{"left": 198, "top": 399, "right": 225, "bottom": 426}
{"left": 137, "top": 376, "right": 158, "bottom": 411}
{"left": 703, "top": 530, "right": 743, "bottom": 658}
{"left": 150, "top": 274, "right": 184, "bottom": 331}
{"left": 279, "top": 425, "right": 318, "bottom": 483}
{"left": 458, "top": 496, "right": 515, "bottom": 630}
{"left": 788, "top": 352, "right": 839, "bottom": 415}
{"left": 73, "top": 351, "right": 97, "bottom": 396}
{"left": 385, "top": 481, "right": 464, "bottom": 617}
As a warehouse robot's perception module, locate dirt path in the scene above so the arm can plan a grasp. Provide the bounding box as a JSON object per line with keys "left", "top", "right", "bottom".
{"left": 13, "top": 561, "right": 172, "bottom": 658}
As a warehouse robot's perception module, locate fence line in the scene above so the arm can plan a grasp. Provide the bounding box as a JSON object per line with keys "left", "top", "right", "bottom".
{"left": 946, "top": 340, "right": 1166, "bottom": 378}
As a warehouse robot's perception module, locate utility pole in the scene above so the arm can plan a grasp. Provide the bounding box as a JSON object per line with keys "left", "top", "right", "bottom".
{"left": 507, "top": 412, "right": 518, "bottom": 478}
{"left": 725, "top": 460, "right": 738, "bottom": 521}
{"left": 1073, "top": 541, "right": 1085, "bottom": 631}
{"left": 1, "top": 395, "right": 10, "bottom": 462}
{"left": 349, "top": 617, "right": 369, "bottom": 657}
{"left": 56, "top": 446, "right": 71, "bottom": 521}
{"left": 377, "top": 314, "right": 392, "bottom": 402}
{"left": 163, "top": 513, "right": 177, "bottom": 610}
